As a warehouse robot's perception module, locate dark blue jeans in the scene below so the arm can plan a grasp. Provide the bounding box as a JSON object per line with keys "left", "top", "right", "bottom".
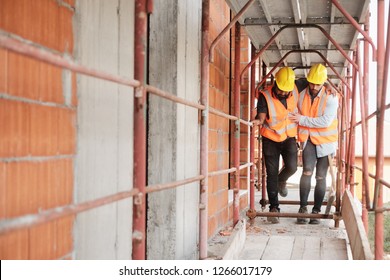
{"left": 262, "top": 137, "right": 297, "bottom": 210}
{"left": 299, "top": 139, "right": 329, "bottom": 212}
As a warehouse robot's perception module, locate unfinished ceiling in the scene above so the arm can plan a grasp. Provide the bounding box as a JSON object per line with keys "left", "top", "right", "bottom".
{"left": 225, "top": 0, "right": 370, "bottom": 85}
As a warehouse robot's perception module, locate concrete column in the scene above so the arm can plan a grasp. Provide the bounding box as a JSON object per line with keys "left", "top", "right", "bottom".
{"left": 74, "top": 0, "right": 134, "bottom": 259}
{"left": 147, "top": 0, "right": 201, "bottom": 259}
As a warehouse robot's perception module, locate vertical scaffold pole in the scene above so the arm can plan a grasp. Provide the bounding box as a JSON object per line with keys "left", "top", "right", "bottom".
{"left": 250, "top": 44, "right": 256, "bottom": 211}
{"left": 233, "top": 22, "right": 241, "bottom": 226}
{"left": 357, "top": 40, "right": 370, "bottom": 233}
{"left": 362, "top": 12, "right": 371, "bottom": 232}
{"left": 374, "top": 0, "right": 386, "bottom": 260}
{"left": 132, "top": 0, "right": 148, "bottom": 260}
{"left": 199, "top": 0, "right": 210, "bottom": 260}
{"left": 348, "top": 51, "right": 357, "bottom": 196}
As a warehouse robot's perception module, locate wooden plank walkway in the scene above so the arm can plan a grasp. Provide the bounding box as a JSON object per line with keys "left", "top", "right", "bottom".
{"left": 238, "top": 187, "right": 350, "bottom": 260}
{"left": 208, "top": 180, "right": 352, "bottom": 260}
{"left": 240, "top": 235, "right": 348, "bottom": 260}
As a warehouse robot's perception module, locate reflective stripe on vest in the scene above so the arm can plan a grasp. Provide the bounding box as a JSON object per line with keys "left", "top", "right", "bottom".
{"left": 297, "top": 87, "right": 338, "bottom": 144}
{"left": 260, "top": 85, "right": 298, "bottom": 142}
{"left": 263, "top": 122, "right": 298, "bottom": 136}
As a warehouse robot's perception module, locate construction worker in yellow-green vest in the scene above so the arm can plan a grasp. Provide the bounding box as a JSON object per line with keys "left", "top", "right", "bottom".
{"left": 253, "top": 67, "right": 309, "bottom": 223}
{"left": 289, "top": 63, "right": 338, "bottom": 224}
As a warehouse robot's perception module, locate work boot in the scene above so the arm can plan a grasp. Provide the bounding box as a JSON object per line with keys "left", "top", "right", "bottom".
{"left": 267, "top": 207, "right": 280, "bottom": 224}
{"left": 309, "top": 209, "right": 320, "bottom": 224}
{"left": 278, "top": 181, "right": 288, "bottom": 197}
{"left": 297, "top": 206, "right": 308, "bottom": 224}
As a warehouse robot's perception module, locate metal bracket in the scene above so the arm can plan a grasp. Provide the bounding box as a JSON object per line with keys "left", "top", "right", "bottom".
{"left": 134, "top": 192, "right": 143, "bottom": 205}
{"left": 234, "top": 120, "right": 240, "bottom": 138}
{"left": 132, "top": 230, "right": 143, "bottom": 243}
{"left": 259, "top": 198, "right": 267, "bottom": 210}
{"left": 135, "top": 86, "right": 144, "bottom": 98}
{"left": 134, "top": 193, "right": 143, "bottom": 217}
{"left": 246, "top": 208, "right": 257, "bottom": 219}
{"left": 200, "top": 109, "right": 207, "bottom": 125}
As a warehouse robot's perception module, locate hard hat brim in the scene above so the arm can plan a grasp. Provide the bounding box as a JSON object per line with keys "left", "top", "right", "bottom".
{"left": 276, "top": 81, "right": 294, "bottom": 92}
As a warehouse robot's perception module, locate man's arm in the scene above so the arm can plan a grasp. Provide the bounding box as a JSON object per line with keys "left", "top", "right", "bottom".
{"left": 256, "top": 94, "right": 268, "bottom": 115}
{"left": 252, "top": 112, "right": 266, "bottom": 126}
{"left": 289, "top": 95, "right": 338, "bottom": 128}
{"left": 253, "top": 93, "right": 267, "bottom": 125}
{"left": 324, "top": 83, "right": 338, "bottom": 96}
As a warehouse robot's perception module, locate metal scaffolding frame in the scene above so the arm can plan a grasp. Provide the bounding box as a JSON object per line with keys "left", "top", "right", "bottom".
{"left": 0, "top": 0, "right": 389, "bottom": 260}
{"left": 235, "top": 0, "right": 390, "bottom": 260}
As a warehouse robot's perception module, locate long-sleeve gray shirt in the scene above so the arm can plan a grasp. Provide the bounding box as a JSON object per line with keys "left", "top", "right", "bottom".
{"left": 299, "top": 88, "right": 338, "bottom": 157}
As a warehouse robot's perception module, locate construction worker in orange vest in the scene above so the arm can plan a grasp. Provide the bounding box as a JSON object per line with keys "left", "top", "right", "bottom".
{"left": 253, "top": 67, "right": 309, "bottom": 223}
{"left": 289, "top": 63, "right": 338, "bottom": 224}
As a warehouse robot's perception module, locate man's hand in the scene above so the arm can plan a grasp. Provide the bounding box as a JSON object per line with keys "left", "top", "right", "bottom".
{"left": 288, "top": 112, "right": 301, "bottom": 123}
{"left": 324, "top": 83, "right": 338, "bottom": 96}
{"left": 252, "top": 119, "right": 263, "bottom": 126}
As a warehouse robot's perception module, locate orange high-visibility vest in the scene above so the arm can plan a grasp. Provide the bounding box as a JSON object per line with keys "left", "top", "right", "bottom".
{"left": 260, "top": 85, "right": 299, "bottom": 142}
{"left": 297, "top": 87, "right": 338, "bottom": 144}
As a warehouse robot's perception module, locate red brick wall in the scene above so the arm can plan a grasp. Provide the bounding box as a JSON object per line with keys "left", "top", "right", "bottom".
{"left": 208, "top": 0, "right": 231, "bottom": 238}
{"left": 239, "top": 47, "right": 250, "bottom": 190}
{"left": 0, "top": 0, "right": 75, "bottom": 259}
{"left": 208, "top": 0, "right": 249, "bottom": 238}
{"left": 230, "top": 23, "right": 250, "bottom": 223}
{"left": 231, "top": 28, "right": 250, "bottom": 191}
{"left": 0, "top": 0, "right": 251, "bottom": 254}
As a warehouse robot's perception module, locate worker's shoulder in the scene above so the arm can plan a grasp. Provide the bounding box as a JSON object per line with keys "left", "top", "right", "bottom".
{"left": 324, "top": 93, "right": 339, "bottom": 107}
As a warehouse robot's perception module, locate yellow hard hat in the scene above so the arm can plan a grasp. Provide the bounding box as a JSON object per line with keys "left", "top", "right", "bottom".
{"left": 275, "top": 67, "right": 295, "bottom": 92}
{"left": 307, "top": 63, "right": 327, "bottom": 85}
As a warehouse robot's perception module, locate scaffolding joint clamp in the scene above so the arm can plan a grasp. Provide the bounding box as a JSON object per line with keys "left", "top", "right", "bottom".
{"left": 135, "top": 86, "right": 145, "bottom": 98}
{"left": 200, "top": 109, "right": 208, "bottom": 125}
{"left": 134, "top": 193, "right": 144, "bottom": 218}
{"left": 246, "top": 208, "right": 257, "bottom": 219}
{"left": 134, "top": 192, "right": 143, "bottom": 205}
{"left": 132, "top": 230, "right": 143, "bottom": 243}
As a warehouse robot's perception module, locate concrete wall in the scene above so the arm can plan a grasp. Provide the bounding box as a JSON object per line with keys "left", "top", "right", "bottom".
{"left": 147, "top": 0, "right": 201, "bottom": 259}
{"left": 74, "top": 0, "right": 134, "bottom": 259}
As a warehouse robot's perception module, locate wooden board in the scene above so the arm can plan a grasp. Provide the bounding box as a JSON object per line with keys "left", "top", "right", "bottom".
{"left": 261, "top": 236, "right": 295, "bottom": 260}
{"left": 320, "top": 238, "right": 348, "bottom": 260}
{"left": 341, "top": 190, "right": 374, "bottom": 260}
{"left": 239, "top": 235, "right": 269, "bottom": 260}
{"left": 291, "top": 236, "right": 321, "bottom": 260}
{"left": 239, "top": 235, "right": 349, "bottom": 260}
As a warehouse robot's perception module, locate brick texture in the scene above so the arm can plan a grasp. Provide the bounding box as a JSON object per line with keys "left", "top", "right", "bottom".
{"left": 0, "top": 100, "right": 29, "bottom": 157}
{"left": 0, "top": 0, "right": 74, "bottom": 53}
{"left": 208, "top": 0, "right": 232, "bottom": 239}
{"left": 0, "top": 100, "right": 76, "bottom": 158}
{"left": 4, "top": 159, "right": 73, "bottom": 218}
{"left": 208, "top": 0, "right": 250, "bottom": 239}
{"left": 230, "top": 21, "right": 251, "bottom": 193}
{"left": 0, "top": 49, "right": 7, "bottom": 92}
{"left": 0, "top": 229, "right": 29, "bottom": 259}
{"left": 0, "top": 0, "right": 75, "bottom": 259}
{"left": 0, "top": 162, "right": 5, "bottom": 219}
